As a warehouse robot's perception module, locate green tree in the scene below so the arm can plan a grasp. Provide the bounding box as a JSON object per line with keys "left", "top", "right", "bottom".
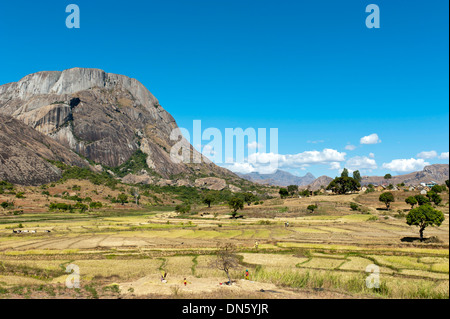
{"left": 74, "top": 202, "right": 88, "bottom": 213}
{"left": 279, "top": 188, "right": 289, "bottom": 199}
{"left": 203, "top": 192, "right": 216, "bottom": 208}
{"left": 406, "top": 204, "right": 445, "bottom": 241}
{"left": 228, "top": 197, "right": 244, "bottom": 218}
{"left": 445, "top": 180, "right": 449, "bottom": 188}
{"left": 243, "top": 192, "right": 257, "bottom": 206}
{"left": 326, "top": 177, "right": 360, "bottom": 195}
{"left": 414, "top": 195, "right": 430, "bottom": 206}
{"left": 384, "top": 174, "right": 392, "bottom": 180}
{"left": 287, "top": 185, "right": 298, "bottom": 196}
{"left": 426, "top": 191, "right": 442, "bottom": 206}
{"left": 352, "top": 170, "right": 361, "bottom": 183}
{"left": 117, "top": 193, "right": 128, "bottom": 205}
{"left": 175, "top": 203, "right": 191, "bottom": 214}
{"left": 300, "top": 189, "right": 311, "bottom": 197}
{"left": 431, "top": 185, "right": 445, "bottom": 194}
{"left": 405, "top": 196, "right": 418, "bottom": 209}
{"left": 341, "top": 168, "right": 349, "bottom": 178}
{"left": 307, "top": 204, "right": 318, "bottom": 213}
{"left": 379, "top": 192, "right": 395, "bottom": 210}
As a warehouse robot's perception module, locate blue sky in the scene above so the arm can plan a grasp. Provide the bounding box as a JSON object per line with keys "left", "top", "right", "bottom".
{"left": 0, "top": 0, "right": 448, "bottom": 178}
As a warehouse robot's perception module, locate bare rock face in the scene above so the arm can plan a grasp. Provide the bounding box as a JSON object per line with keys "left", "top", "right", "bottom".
{"left": 228, "top": 184, "right": 242, "bottom": 193}
{"left": 0, "top": 68, "right": 235, "bottom": 180}
{"left": 0, "top": 114, "right": 89, "bottom": 185}
{"left": 194, "top": 177, "right": 227, "bottom": 191}
{"left": 121, "top": 173, "right": 154, "bottom": 185}
{"left": 307, "top": 175, "right": 334, "bottom": 191}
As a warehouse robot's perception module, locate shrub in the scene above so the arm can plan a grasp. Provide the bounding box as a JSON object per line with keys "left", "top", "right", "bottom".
{"left": 175, "top": 203, "right": 191, "bottom": 214}
{"left": 89, "top": 202, "right": 103, "bottom": 209}
{"left": 15, "top": 192, "right": 25, "bottom": 199}
{"left": 350, "top": 203, "right": 359, "bottom": 211}
{"left": 307, "top": 205, "right": 318, "bottom": 213}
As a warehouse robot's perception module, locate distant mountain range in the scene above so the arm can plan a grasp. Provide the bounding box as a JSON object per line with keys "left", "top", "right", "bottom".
{"left": 236, "top": 170, "right": 316, "bottom": 187}
{"left": 236, "top": 164, "right": 449, "bottom": 190}
{"left": 360, "top": 164, "right": 449, "bottom": 186}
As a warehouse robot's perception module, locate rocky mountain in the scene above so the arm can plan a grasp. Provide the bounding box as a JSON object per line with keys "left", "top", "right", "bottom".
{"left": 306, "top": 175, "right": 334, "bottom": 191}
{"left": 0, "top": 68, "right": 235, "bottom": 182}
{"left": 360, "top": 164, "right": 449, "bottom": 186}
{"left": 0, "top": 114, "right": 89, "bottom": 185}
{"left": 237, "top": 170, "right": 316, "bottom": 187}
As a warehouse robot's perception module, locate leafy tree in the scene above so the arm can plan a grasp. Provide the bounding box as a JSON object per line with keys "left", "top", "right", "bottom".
{"left": 287, "top": 185, "right": 298, "bottom": 196}
{"left": 203, "top": 192, "right": 216, "bottom": 208}
{"left": 426, "top": 191, "right": 442, "bottom": 206}
{"left": 74, "top": 202, "right": 88, "bottom": 213}
{"left": 431, "top": 185, "right": 445, "bottom": 194}
{"left": 175, "top": 203, "right": 191, "bottom": 214}
{"left": 117, "top": 193, "right": 128, "bottom": 205}
{"left": 341, "top": 168, "right": 349, "bottom": 178}
{"left": 384, "top": 174, "right": 392, "bottom": 180}
{"left": 350, "top": 202, "right": 359, "bottom": 211}
{"left": 379, "top": 192, "right": 395, "bottom": 210}
{"left": 228, "top": 197, "right": 244, "bottom": 218}
{"left": 406, "top": 204, "right": 445, "bottom": 241}
{"left": 405, "top": 196, "right": 418, "bottom": 209}
{"left": 300, "top": 189, "right": 311, "bottom": 197}
{"left": 352, "top": 170, "right": 361, "bottom": 183}
{"left": 279, "top": 188, "right": 289, "bottom": 199}
{"left": 241, "top": 192, "right": 256, "bottom": 206}
{"left": 307, "top": 204, "right": 318, "bottom": 213}
{"left": 446, "top": 180, "right": 449, "bottom": 188}
{"left": 414, "top": 195, "right": 430, "bottom": 206}
{"left": 387, "top": 184, "right": 394, "bottom": 190}
{"left": 89, "top": 202, "right": 103, "bottom": 209}
{"left": 326, "top": 177, "right": 360, "bottom": 195}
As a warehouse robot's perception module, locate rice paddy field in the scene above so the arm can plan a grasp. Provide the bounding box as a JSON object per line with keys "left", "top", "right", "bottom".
{"left": 0, "top": 180, "right": 448, "bottom": 299}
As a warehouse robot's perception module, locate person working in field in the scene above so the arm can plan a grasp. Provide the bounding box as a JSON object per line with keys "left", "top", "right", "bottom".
{"left": 245, "top": 269, "right": 249, "bottom": 280}
{"left": 161, "top": 271, "right": 168, "bottom": 283}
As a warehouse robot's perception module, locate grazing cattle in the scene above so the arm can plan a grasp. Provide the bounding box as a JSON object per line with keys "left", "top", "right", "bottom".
{"left": 22, "top": 230, "right": 29, "bottom": 233}
{"left": 12, "top": 229, "right": 22, "bottom": 234}
{"left": 30, "top": 230, "right": 36, "bottom": 233}
{"left": 44, "top": 230, "right": 51, "bottom": 233}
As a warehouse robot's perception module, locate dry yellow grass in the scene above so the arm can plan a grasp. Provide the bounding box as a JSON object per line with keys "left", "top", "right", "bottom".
{"left": 240, "top": 253, "right": 308, "bottom": 267}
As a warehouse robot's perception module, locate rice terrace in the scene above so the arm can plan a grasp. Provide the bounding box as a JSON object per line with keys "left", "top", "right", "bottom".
{"left": 0, "top": 176, "right": 448, "bottom": 299}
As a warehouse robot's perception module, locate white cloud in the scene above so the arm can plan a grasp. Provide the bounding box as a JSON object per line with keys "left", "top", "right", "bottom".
{"left": 438, "top": 152, "right": 449, "bottom": 160}
{"left": 416, "top": 150, "right": 438, "bottom": 159}
{"left": 346, "top": 156, "right": 378, "bottom": 171}
{"left": 307, "top": 140, "right": 325, "bottom": 144}
{"left": 224, "top": 162, "right": 257, "bottom": 174}
{"left": 360, "top": 133, "right": 381, "bottom": 145}
{"left": 247, "top": 141, "right": 262, "bottom": 149}
{"left": 225, "top": 149, "right": 347, "bottom": 174}
{"left": 382, "top": 158, "right": 430, "bottom": 173}
{"left": 369, "top": 153, "right": 375, "bottom": 158}
{"left": 329, "top": 162, "right": 341, "bottom": 170}
{"left": 345, "top": 144, "right": 357, "bottom": 151}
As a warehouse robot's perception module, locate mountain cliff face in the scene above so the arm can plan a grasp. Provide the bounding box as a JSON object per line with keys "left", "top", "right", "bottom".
{"left": 0, "top": 114, "right": 89, "bottom": 185}
{"left": 237, "top": 170, "right": 316, "bottom": 186}
{"left": 0, "top": 68, "right": 233, "bottom": 180}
